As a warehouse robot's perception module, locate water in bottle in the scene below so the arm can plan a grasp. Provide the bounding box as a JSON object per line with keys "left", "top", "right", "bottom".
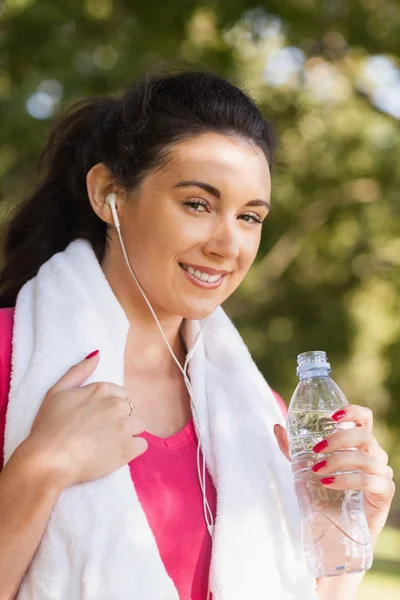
{"left": 286, "top": 350, "right": 372, "bottom": 578}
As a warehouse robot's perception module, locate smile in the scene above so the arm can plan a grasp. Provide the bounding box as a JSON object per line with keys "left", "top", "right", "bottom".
{"left": 179, "top": 263, "right": 226, "bottom": 289}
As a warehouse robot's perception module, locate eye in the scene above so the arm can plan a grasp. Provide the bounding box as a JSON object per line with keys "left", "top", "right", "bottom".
{"left": 239, "top": 212, "right": 263, "bottom": 225}
{"left": 182, "top": 198, "right": 209, "bottom": 213}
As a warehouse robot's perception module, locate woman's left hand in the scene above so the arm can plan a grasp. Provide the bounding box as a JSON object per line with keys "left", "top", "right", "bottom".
{"left": 274, "top": 404, "right": 396, "bottom": 544}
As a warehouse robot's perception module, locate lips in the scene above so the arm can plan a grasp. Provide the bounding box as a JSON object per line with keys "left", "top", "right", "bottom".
{"left": 180, "top": 263, "right": 222, "bottom": 283}
{"left": 179, "top": 262, "right": 230, "bottom": 277}
{"left": 179, "top": 263, "right": 227, "bottom": 289}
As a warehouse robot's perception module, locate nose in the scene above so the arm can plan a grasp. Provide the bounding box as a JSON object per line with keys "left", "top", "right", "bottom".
{"left": 203, "top": 217, "right": 240, "bottom": 261}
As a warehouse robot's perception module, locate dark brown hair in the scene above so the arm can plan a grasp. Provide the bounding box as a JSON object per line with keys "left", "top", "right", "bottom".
{"left": 0, "top": 68, "right": 277, "bottom": 308}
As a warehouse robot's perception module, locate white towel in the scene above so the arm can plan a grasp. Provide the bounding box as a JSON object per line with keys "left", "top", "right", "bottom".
{"left": 4, "top": 239, "right": 318, "bottom": 600}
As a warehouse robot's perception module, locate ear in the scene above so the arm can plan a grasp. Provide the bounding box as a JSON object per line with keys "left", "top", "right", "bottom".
{"left": 273, "top": 423, "right": 290, "bottom": 462}
{"left": 86, "top": 163, "right": 125, "bottom": 225}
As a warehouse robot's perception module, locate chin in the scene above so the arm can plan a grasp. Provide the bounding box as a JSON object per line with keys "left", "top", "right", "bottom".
{"left": 177, "top": 301, "right": 220, "bottom": 322}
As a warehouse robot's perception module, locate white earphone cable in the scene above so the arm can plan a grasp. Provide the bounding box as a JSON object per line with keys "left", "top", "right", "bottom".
{"left": 106, "top": 193, "right": 215, "bottom": 549}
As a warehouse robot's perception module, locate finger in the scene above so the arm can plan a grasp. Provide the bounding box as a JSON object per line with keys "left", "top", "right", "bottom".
{"left": 313, "top": 429, "right": 389, "bottom": 467}
{"left": 128, "top": 436, "right": 148, "bottom": 460}
{"left": 312, "top": 449, "right": 394, "bottom": 480}
{"left": 274, "top": 424, "right": 290, "bottom": 461}
{"left": 51, "top": 350, "right": 101, "bottom": 393}
{"left": 330, "top": 405, "right": 389, "bottom": 465}
{"left": 331, "top": 405, "right": 373, "bottom": 432}
{"left": 103, "top": 396, "right": 145, "bottom": 434}
{"left": 87, "top": 381, "right": 131, "bottom": 400}
{"left": 129, "top": 415, "right": 146, "bottom": 437}
{"left": 312, "top": 427, "right": 374, "bottom": 455}
{"left": 368, "top": 436, "right": 389, "bottom": 465}
{"left": 318, "top": 472, "right": 396, "bottom": 503}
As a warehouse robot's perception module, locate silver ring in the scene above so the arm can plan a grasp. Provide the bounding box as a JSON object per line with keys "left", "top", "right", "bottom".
{"left": 127, "top": 400, "right": 135, "bottom": 417}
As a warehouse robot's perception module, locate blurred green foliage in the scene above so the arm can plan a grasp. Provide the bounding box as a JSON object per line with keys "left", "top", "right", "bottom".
{"left": 0, "top": 0, "right": 399, "bottom": 519}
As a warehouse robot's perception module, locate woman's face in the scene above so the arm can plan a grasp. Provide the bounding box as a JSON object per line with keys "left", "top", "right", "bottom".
{"left": 113, "top": 132, "right": 271, "bottom": 320}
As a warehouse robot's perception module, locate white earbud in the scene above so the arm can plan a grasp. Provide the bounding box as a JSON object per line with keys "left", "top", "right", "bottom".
{"left": 106, "top": 192, "right": 120, "bottom": 228}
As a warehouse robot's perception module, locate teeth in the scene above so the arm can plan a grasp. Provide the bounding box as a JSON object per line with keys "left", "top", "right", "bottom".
{"left": 181, "top": 263, "right": 223, "bottom": 284}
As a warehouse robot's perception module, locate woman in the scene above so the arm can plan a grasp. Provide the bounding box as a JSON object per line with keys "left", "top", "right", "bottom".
{"left": 0, "top": 69, "right": 394, "bottom": 600}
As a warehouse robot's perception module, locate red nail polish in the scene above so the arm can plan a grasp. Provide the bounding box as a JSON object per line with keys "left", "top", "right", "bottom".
{"left": 85, "top": 350, "right": 99, "bottom": 359}
{"left": 331, "top": 409, "right": 346, "bottom": 421}
{"left": 312, "top": 460, "right": 327, "bottom": 472}
{"left": 320, "top": 477, "right": 335, "bottom": 485}
{"left": 312, "top": 439, "right": 329, "bottom": 453}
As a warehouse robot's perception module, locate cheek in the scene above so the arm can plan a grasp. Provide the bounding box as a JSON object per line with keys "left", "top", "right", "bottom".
{"left": 239, "top": 233, "right": 261, "bottom": 272}
{"left": 223, "top": 234, "right": 260, "bottom": 299}
{"left": 123, "top": 207, "right": 202, "bottom": 282}
{"left": 142, "top": 207, "right": 202, "bottom": 255}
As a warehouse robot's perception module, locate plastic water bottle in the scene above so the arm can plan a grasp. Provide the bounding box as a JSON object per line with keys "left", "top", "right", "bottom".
{"left": 286, "top": 350, "right": 372, "bottom": 578}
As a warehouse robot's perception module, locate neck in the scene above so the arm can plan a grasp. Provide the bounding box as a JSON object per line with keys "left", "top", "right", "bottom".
{"left": 101, "top": 242, "right": 186, "bottom": 376}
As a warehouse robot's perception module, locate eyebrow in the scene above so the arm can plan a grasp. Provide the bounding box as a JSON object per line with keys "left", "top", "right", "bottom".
{"left": 173, "top": 179, "right": 271, "bottom": 210}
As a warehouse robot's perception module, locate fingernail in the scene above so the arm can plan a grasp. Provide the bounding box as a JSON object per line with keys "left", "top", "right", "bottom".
{"left": 312, "top": 460, "right": 327, "bottom": 472}
{"left": 331, "top": 409, "right": 346, "bottom": 421}
{"left": 85, "top": 350, "right": 99, "bottom": 360}
{"left": 320, "top": 477, "right": 335, "bottom": 485}
{"left": 312, "top": 439, "right": 329, "bottom": 453}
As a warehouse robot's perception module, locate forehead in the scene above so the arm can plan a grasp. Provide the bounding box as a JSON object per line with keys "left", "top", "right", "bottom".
{"left": 155, "top": 133, "right": 272, "bottom": 198}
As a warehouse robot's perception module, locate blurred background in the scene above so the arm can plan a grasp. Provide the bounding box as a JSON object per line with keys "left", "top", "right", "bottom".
{"left": 0, "top": 0, "right": 399, "bottom": 596}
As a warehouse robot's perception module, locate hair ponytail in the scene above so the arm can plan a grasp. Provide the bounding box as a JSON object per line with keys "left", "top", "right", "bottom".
{"left": 0, "top": 68, "right": 277, "bottom": 308}
{"left": 0, "top": 97, "right": 122, "bottom": 307}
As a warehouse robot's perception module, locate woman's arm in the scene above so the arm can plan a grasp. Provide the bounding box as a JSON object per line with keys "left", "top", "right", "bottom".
{"left": 0, "top": 439, "right": 63, "bottom": 600}
{"left": 316, "top": 572, "right": 366, "bottom": 600}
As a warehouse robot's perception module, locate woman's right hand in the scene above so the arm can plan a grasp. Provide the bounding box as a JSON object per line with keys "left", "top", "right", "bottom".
{"left": 27, "top": 350, "right": 148, "bottom": 489}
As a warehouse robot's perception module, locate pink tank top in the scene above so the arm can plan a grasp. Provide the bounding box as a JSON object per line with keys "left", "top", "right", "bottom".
{"left": 0, "top": 307, "right": 287, "bottom": 599}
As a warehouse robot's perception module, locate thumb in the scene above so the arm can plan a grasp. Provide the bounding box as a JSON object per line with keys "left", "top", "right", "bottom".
{"left": 273, "top": 423, "right": 290, "bottom": 462}
{"left": 51, "top": 349, "right": 100, "bottom": 393}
